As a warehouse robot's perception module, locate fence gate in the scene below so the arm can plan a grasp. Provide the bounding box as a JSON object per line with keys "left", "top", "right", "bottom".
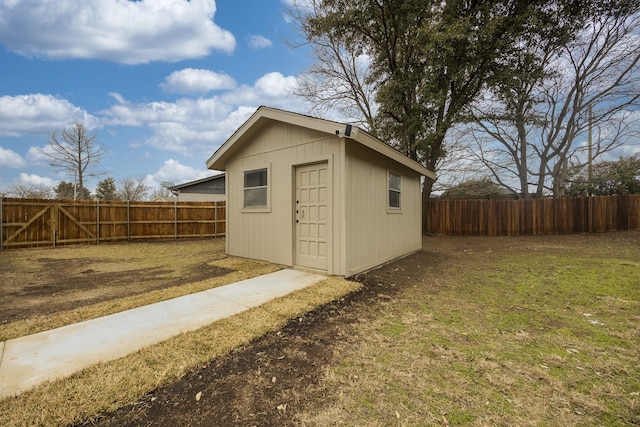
{"left": 1, "top": 200, "right": 97, "bottom": 250}
{"left": 1, "top": 198, "right": 226, "bottom": 251}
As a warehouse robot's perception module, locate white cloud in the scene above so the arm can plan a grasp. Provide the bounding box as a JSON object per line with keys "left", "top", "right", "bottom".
{"left": 103, "top": 93, "right": 234, "bottom": 130}
{"left": 19, "top": 173, "right": 57, "bottom": 187}
{"left": 143, "top": 159, "right": 211, "bottom": 189}
{"left": 220, "top": 72, "right": 299, "bottom": 105}
{"left": 0, "top": 146, "right": 26, "bottom": 168}
{"left": 248, "top": 35, "right": 273, "bottom": 49}
{"left": 25, "top": 146, "right": 50, "bottom": 164}
{"left": 255, "top": 72, "right": 298, "bottom": 97}
{"left": 100, "top": 72, "right": 305, "bottom": 156}
{"left": 0, "top": 94, "right": 99, "bottom": 136}
{"left": 160, "top": 68, "right": 236, "bottom": 94}
{"left": 0, "top": 0, "right": 235, "bottom": 64}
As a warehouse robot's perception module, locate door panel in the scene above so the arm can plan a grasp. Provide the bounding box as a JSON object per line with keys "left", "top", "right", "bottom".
{"left": 295, "top": 163, "right": 328, "bottom": 270}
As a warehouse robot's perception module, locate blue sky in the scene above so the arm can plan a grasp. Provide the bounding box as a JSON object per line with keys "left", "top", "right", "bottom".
{"left": 0, "top": 0, "right": 314, "bottom": 194}
{"left": 2, "top": 1, "right": 638, "bottom": 197}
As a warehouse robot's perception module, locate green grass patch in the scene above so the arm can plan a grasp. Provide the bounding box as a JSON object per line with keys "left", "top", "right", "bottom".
{"left": 299, "top": 235, "right": 640, "bottom": 426}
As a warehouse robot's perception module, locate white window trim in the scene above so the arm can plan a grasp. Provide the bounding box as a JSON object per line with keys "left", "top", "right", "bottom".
{"left": 387, "top": 170, "right": 402, "bottom": 213}
{"left": 242, "top": 165, "right": 271, "bottom": 212}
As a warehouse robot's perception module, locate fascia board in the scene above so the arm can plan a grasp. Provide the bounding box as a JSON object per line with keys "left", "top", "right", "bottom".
{"left": 206, "top": 106, "right": 436, "bottom": 180}
{"left": 350, "top": 129, "right": 436, "bottom": 179}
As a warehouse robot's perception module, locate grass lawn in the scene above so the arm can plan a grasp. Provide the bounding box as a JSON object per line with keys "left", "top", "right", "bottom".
{"left": 298, "top": 234, "right": 640, "bottom": 426}
{"left": 1, "top": 234, "right": 638, "bottom": 426}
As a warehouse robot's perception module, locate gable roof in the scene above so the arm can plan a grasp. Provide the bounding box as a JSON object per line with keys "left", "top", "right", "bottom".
{"left": 206, "top": 106, "right": 436, "bottom": 179}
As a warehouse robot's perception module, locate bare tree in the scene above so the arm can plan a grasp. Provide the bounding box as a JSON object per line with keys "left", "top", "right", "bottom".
{"left": 289, "top": 2, "right": 377, "bottom": 131}
{"left": 117, "top": 178, "right": 150, "bottom": 201}
{"left": 5, "top": 183, "right": 54, "bottom": 199}
{"left": 150, "top": 182, "right": 176, "bottom": 201}
{"left": 40, "top": 122, "right": 104, "bottom": 200}
{"left": 431, "top": 125, "right": 495, "bottom": 195}
{"left": 469, "top": 8, "right": 640, "bottom": 197}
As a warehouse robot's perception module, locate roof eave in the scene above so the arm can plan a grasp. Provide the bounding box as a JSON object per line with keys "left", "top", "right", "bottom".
{"left": 348, "top": 128, "right": 436, "bottom": 179}
{"left": 207, "top": 106, "right": 436, "bottom": 180}
{"left": 168, "top": 173, "right": 226, "bottom": 191}
{"left": 206, "top": 106, "right": 346, "bottom": 171}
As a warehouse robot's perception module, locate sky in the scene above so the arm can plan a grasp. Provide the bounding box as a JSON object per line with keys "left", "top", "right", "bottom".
{"left": 0, "top": 0, "right": 316, "bottom": 194}
{"left": 1, "top": 1, "right": 638, "bottom": 197}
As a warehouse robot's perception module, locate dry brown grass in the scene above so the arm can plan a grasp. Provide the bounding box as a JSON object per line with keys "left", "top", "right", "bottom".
{"left": 0, "top": 277, "right": 361, "bottom": 427}
{"left": 0, "top": 241, "right": 280, "bottom": 341}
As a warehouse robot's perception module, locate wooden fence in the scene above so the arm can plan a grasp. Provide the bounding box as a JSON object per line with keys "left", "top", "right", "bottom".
{"left": 425, "top": 194, "right": 640, "bottom": 236}
{"left": 0, "top": 198, "right": 226, "bottom": 250}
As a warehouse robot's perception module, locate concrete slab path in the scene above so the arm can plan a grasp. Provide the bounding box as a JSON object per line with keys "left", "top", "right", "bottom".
{"left": 0, "top": 269, "right": 326, "bottom": 399}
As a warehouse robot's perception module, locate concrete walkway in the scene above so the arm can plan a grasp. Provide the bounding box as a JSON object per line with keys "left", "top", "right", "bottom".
{"left": 0, "top": 269, "right": 326, "bottom": 399}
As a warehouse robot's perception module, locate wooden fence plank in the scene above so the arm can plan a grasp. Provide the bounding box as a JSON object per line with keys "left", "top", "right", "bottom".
{"left": 426, "top": 195, "right": 640, "bottom": 236}
{"left": 1, "top": 198, "right": 226, "bottom": 250}
{"left": 3, "top": 205, "right": 50, "bottom": 244}
{"left": 58, "top": 205, "right": 96, "bottom": 239}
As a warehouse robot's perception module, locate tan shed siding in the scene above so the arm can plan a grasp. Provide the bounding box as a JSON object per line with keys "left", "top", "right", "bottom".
{"left": 344, "top": 142, "right": 422, "bottom": 276}
{"left": 225, "top": 121, "right": 342, "bottom": 271}
{"left": 226, "top": 154, "right": 289, "bottom": 264}
{"left": 232, "top": 121, "right": 330, "bottom": 158}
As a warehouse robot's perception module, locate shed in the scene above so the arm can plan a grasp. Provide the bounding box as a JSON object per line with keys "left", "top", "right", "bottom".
{"left": 168, "top": 174, "right": 226, "bottom": 202}
{"left": 206, "top": 106, "right": 435, "bottom": 277}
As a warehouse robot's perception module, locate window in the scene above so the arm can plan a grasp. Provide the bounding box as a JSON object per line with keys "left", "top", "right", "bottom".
{"left": 388, "top": 171, "right": 401, "bottom": 210}
{"left": 244, "top": 168, "right": 268, "bottom": 208}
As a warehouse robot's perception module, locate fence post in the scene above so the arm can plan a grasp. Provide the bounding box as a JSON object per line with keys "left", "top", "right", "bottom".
{"left": 127, "top": 201, "right": 130, "bottom": 242}
{"left": 96, "top": 200, "right": 100, "bottom": 245}
{"left": 51, "top": 203, "right": 57, "bottom": 247}
{"left": 214, "top": 201, "right": 218, "bottom": 238}
{"left": 0, "top": 197, "right": 3, "bottom": 252}
{"left": 174, "top": 200, "right": 178, "bottom": 240}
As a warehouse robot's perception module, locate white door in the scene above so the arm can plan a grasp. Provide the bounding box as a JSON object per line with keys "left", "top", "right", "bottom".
{"left": 295, "top": 163, "right": 329, "bottom": 271}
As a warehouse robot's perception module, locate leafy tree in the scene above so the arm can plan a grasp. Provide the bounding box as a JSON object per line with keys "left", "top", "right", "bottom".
{"left": 55, "top": 181, "right": 91, "bottom": 200}
{"left": 40, "top": 122, "right": 105, "bottom": 200}
{"left": 292, "top": 0, "right": 588, "bottom": 228}
{"left": 5, "top": 183, "right": 53, "bottom": 199}
{"left": 117, "top": 178, "right": 150, "bottom": 201}
{"left": 95, "top": 177, "right": 118, "bottom": 200}
{"left": 566, "top": 155, "right": 640, "bottom": 196}
{"left": 440, "top": 178, "right": 514, "bottom": 200}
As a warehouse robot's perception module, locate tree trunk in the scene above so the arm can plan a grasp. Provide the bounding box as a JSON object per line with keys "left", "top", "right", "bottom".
{"left": 516, "top": 107, "right": 530, "bottom": 199}
{"left": 552, "top": 157, "right": 569, "bottom": 197}
{"left": 421, "top": 177, "right": 435, "bottom": 234}
{"left": 77, "top": 166, "right": 84, "bottom": 200}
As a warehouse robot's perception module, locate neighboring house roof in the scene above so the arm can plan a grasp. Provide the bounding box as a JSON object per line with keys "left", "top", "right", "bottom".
{"left": 168, "top": 174, "right": 226, "bottom": 195}
{"left": 206, "top": 106, "right": 436, "bottom": 179}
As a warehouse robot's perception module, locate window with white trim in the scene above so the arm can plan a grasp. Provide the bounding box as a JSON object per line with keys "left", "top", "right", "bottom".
{"left": 388, "top": 171, "right": 401, "bottom": 209}
{"left": 244, "top": 168, "right": 268, "bottom": 208}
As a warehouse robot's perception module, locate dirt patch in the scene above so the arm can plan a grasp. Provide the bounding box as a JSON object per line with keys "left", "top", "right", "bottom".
{"left": 75, "top": 243, "right": 450, "bottom": 426}
{"left": 74, "top": 232, "right": 640, "bottom": 426}
{"left": 0, "top": 240, "right": 232, "bottom": 324}
{"left": 78, "top": 267, "right": 405, "bottom": 427}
